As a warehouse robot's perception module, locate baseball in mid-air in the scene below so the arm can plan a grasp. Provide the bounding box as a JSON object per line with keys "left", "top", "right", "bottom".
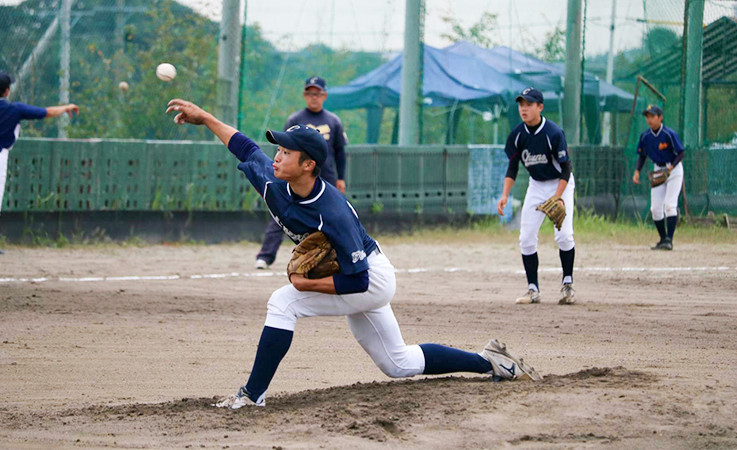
{"left": 118, "top": 81, "right": 129, "bottom": 92}
{"left": 156, "top": 63, "right": 177, "bottom": 82}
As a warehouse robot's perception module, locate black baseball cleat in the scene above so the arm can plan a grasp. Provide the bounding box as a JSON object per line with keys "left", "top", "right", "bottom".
{"left": 660, "top": 237, "right": 673, "bottom": 250}
{"left": 651, "top": 239, "right": 669, "bottom": 250}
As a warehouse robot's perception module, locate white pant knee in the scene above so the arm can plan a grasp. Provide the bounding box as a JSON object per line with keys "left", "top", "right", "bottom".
{"left": 265, "top": 285, "right": 300, "bottom": 331}
{"left": 664, "top": 205, "right": 678, "bottom": 217}
{"left": 555, "top": 234, "right": 575, "bottom": 252}
{"left": 368, "top": 344, "right": 424, "bottom": 378}
{"left": 519, "top": 235, "right": 538, "bottom": 256}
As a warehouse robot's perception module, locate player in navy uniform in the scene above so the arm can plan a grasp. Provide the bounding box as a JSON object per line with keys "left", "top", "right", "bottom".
{"left": 166, "top": 98, "right": 541, "bottom": 409}
{"left": 255, "top": 76, "right": 347, "bottom": 270}
{"left": 632, "top": 105, "right": 685, "bottom": 251}
{"left": 497, "top": 88, "right": 576, "bottom": 305}
{"left": 0, "top": 71, "right": 79, "bottom": 255}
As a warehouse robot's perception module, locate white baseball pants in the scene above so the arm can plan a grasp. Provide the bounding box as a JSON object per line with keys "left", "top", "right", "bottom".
{"left": 0, "top": 149, "right": 7, "bottom": 214}
{"left": 265, "top": 249, "right": 426, "bottom": 378}
{"left": 519, "top": 175, "right": 575, "bottom": 255}
{"left": 650, "top": 163, "right": 683, "bottom": 220}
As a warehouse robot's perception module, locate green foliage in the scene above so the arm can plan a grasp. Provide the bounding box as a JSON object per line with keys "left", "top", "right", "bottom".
{"left": 440, "top": 11, "right": 498, "bottom": 48}
{"left": 537, "top": 25, "right": 566, "bottom": 62}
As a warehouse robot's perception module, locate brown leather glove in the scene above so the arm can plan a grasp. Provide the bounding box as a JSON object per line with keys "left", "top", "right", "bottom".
{"left": 536, "top": 195, "right": 566, "bottom": 231}
{"left": 287, "top": 232, "right": 340, "bottom": 279}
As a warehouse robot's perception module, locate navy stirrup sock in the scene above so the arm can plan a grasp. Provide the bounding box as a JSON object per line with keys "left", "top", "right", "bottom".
{"left": 521, "top": 253, "right": 539, "bottom": 290}
{"left": 559, "top": 247, "right": 575, "bottom": 282}
{"left": 245, "top": 326, "right": 293, "bottom": 401}
{"left": 666, "top": 215, "right": 677, "bottom": 239}
{"left": 420, "top": 343, "right": 492, "bottom": 375}
{"left": 654, "top": 219, "right": 666, "bottom": 240}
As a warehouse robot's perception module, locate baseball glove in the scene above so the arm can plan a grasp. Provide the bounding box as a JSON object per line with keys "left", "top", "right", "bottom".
{"left": 536, "top": 195, "right": 566, "bottom": 231}
{"left": 648, "top": 169, "right": 670, "bottom": 187}
{"left": 287, "top": 231, "right": 340, "bottom": 279}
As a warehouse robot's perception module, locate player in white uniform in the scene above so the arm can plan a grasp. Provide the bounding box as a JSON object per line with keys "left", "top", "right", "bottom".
{"left": 166, "top": 98, "right": 542, "bottom": 409}
{"left": 497, "top": 88, "right": 576, "bottom": 305}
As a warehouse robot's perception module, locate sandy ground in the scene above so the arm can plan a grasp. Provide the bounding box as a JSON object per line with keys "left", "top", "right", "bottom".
{"left": 1, "top": 232, "right": 736, "bottom": 449}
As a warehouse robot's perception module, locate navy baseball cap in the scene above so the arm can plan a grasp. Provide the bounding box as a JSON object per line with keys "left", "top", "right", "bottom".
{"left": 266, "top": 124, "right": 328, "bottom": 166}
{"left": 304, "top": 76, "right": 326, "bottom": 92}
{"left": 0, "top": 71, "right": 14, "bottom": 92}
{"left": 642, "top": 104, "right": 663, "bottom": 116}
{"left": 515, "top": 87, "right": 544, "bottom": 104}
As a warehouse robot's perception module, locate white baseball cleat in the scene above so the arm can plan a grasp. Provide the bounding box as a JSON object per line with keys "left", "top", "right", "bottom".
{"left": 558, "top": 283, "right": 576, "bottom": 305}
{"left": 213, "top": 387, "right": 265, "bottom": 409}
{"left": 479, "top": 339, "right": 542, "bottom": 381}
{"left": 255, "top": 259, "right": 270, "bottom": 270}
{"left": 515, "top": 289, "right": 541, "bottom": 304}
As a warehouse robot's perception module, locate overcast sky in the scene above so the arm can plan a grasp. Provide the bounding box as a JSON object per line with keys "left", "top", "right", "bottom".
{"left": 175, "top": 0, "right": 736, "bottom": 56}
{"left": 3, "top": 0, "right": 735, "bottom": 56}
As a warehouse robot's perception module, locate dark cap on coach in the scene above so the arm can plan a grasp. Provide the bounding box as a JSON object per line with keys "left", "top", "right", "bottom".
{"left": 304, "top": 76, "right": 326, "bottom": 92}
{"left": 265, "top": 124, "right": 328, "bottom": 166}
{"left": 642, "top": 104, "right": 663, "bottom": 116}
{"left": 0, "top": 71, "right": 14, "bottom": 92}
{"left": 515, "top": 87, "right": 544, "bottom": 104}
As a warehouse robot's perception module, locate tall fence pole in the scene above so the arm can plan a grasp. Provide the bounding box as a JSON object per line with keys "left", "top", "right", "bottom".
{"left": 59, "top": 0, "right": 71, "bottom": 138}
{"left": 682, "top": 0, "right": 705, "bottom": 147}
{"left": 398, "top": 0, "right": 424, "bottom": 146}
{"left": 602, "top": 0, "right": 617, "bottom": 145}
{"left": 216, "top": 0, "right": 242, "bottom": 127}
{"left": 563, "top": 0, "right": 583, "bottom": 145}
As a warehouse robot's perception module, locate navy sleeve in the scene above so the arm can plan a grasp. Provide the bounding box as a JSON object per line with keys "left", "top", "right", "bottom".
{"left": 505, "top": 154, "right": 520, "bottom": 180}
{"left": 504, "top": 130, "right": 520, "bottom": 180}
{"left": 333, "top": 119, "right": 347, "bottom": 179}
{"left": 559, "top": 160, "right": 571, "bottom": 182}
{"left": 668, "top": 128, "right": 685, "bottom": 153}
{"left": 323, "top": 203, "right": 370, "bottom": 275}
{"left": 551, "top": 129, "right": 570, "bottom": 163}
{"left": 635, "top": 153, "right": 647, "bottom": 171}
{"left": 231, "top": 132, "right": 278, "bottom": 197}
{"left": 671, "top": 151, "right": 684, "bottom": 167}
{"left": 333, "top": 270, "right": 369, "bottom": 294}
{"left": 15, "top": 102, "right": 47, "bottom": 120}
{"left": 227, "top": 132, "right": 260, "bottom": 162}
{"left": 334, "top": 144, "right": 346, "bottom": 180}
{"left": 636, "top": 132, "right": 646, "bottom": 157}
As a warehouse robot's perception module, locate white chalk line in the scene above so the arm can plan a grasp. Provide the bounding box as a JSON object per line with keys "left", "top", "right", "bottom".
{"left": 0, "top": 266, "right": 734, "bottom": 285}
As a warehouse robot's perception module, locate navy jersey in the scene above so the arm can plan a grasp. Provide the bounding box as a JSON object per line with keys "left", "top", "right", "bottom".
{"left": 505, "top": 117, "right": 570, "bottom": 182}
{"left": 0, "top": 98, "right": 47, "bottom": 150}
{"left": 228, "top": 132, "right": 375, "bottom": 275}
{"left": 286, "top": 108, "right": 347, "bottom": 184}
{"left": 637, "top": 124, "right": 684, "bottom": 166}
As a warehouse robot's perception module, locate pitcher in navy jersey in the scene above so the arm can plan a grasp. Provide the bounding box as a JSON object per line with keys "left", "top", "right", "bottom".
{"left": 632, "top": 105, "right": 685, "bottom": 251}
{"left": 166, "top": 98, "right": 541, "bottom": 409}
{"left": 255, "top": 76, "right": 348, "bottom": 270}
{"left": 497, "top": 88, "right": 576, "bottom": 305}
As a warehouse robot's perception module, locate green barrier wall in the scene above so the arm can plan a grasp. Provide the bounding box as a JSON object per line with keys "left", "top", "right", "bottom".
{"left": 3, "top": 138, "right": 736, "bottom": 217}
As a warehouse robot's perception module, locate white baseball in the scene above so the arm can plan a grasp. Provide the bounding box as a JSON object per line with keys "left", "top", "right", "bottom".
{"left": 118, "top": 81, "right": 129, "bottom": 91}
{"left": 156, "top": 63, "right": 177, "bottom": 82}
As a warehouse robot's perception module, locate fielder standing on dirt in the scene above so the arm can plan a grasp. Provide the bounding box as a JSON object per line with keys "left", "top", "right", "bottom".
{"left": 497, "top": 87, "right": 576, "bottom": 305}
{"left": 255, "top": 76, "right": 348, "bottom": 270}
{"left": 632, "top": 105, "right": 684, "bottom": 251}
{"left": 0, "top": 71, "right": 79, "bottom": 255}
{"left": 166, "top": 98, "right": 541, "bottom": 409}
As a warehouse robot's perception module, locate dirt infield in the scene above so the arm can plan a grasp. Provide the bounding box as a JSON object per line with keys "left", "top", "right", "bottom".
{"left": 1, "top": 232, "right": 736, "bottom": 448}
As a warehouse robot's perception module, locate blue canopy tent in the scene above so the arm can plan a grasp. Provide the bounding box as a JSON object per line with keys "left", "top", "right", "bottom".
{"left": 326, "top": 44, "right": 528, "bottom": 143}
{"left": 327, "top": 42, "right": 636, "bottom": 144}
{"left": 444, "top": 42, "right": 636, "bottom": 143}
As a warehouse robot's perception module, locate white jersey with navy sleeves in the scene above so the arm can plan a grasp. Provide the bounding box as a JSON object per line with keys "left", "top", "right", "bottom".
{"left": 505, "top": 117, "right": 570, "bottom": 182}
{"left": 637, "top": 124, "right": 684, "bottom": 166}
{"left": 228, "top": 132, "right": 376, "bottom": 275}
